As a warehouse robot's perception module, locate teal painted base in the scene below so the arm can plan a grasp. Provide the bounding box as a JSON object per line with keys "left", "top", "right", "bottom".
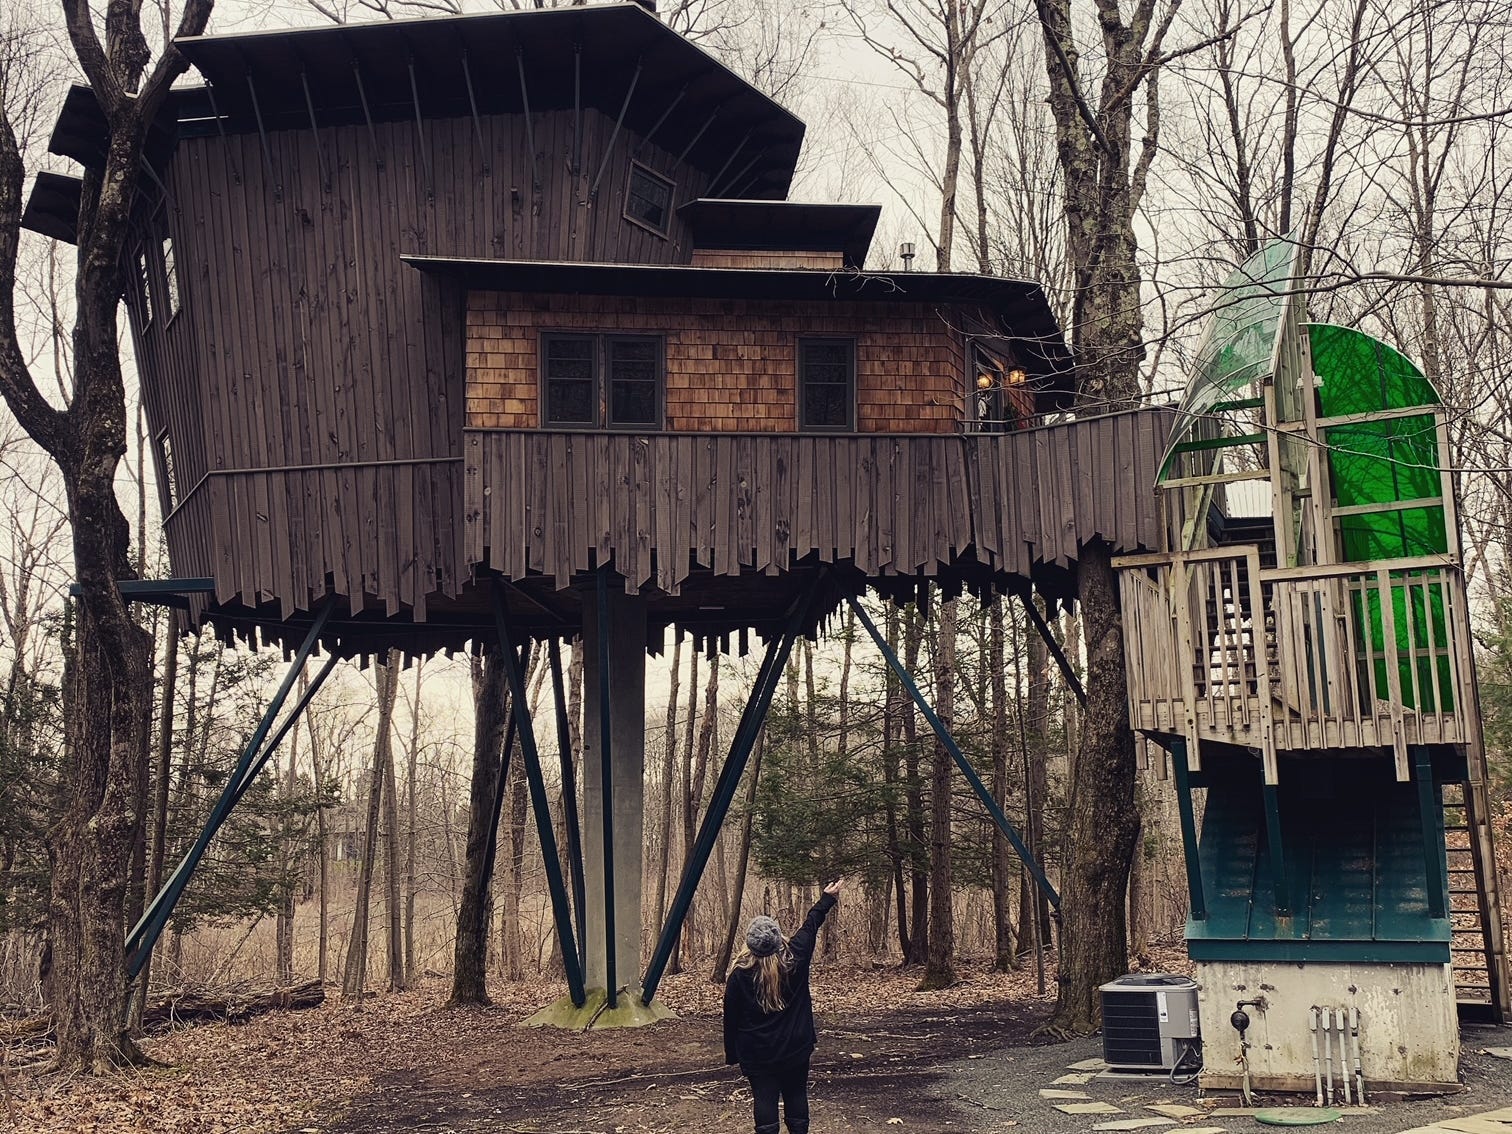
{"left": 522, "top": 987, "right": 677, "bottom": 1030}
{"left": 1187, "top": 752, "right": 1451, "bottom": 959}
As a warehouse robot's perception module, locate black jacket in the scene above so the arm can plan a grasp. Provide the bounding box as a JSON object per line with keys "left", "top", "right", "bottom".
{"left": 723, "top": 893, "right": 837, "bottom": 1072}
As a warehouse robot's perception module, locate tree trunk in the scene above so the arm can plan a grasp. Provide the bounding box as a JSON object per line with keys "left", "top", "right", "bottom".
{"left": 405, "top": 660, "right": 423, "bottom": 984}
{"left": 673, "top": 647, "right": 700, "bottom": 973}
{"left": 137, "top": 609, "right": 179, "bottom": 1007}
{"left": 1050, "top": 542, "right": 1138, "bottom": 1033}
{"left": 988, "top": 597, "right": 1017, "bottom": 971}
{"left": 343, "top": 653, "right": 400, "bottom": 1001}
{"left": 712, "top": 732, "right": 765, "bottom": 982}
{"left": 919, "top": 598, "right": 957, "bottom": 991}
{"left": 902, "top": 603, "right": 929, "bottom": 966}
{"left": 655, "top": 635, "right": 682, "bottom": 929}
{"left": 381, "top": 655, "right": 404, "bottom": 993}
{"left": 449, "top": 646, "right": 510, "bottom": 1006}
{"left": 302, "top": 671, "right": 330, "bottom": 985}
{"left": 681, "top": 655, "right": 718, "bottom": 965}
{"left": 501, "top": 759, "right": 528, "bottom": 980}
{"left": 881, "top": 606, "right": 909, "bottom": 960}
{"left": 1019, "top": 603, "right": 1052, "bottom": 956}
{"left": 275, "top": 703, "right": 299, "bottom": 988}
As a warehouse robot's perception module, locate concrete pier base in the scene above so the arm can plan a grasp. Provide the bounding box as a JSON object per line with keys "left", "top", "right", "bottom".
{"left": 522, "top": 987, "right": 676, "bottom": 1031}
{"left": 1195, "top": 959, "right": 1461, "bottom": 1094}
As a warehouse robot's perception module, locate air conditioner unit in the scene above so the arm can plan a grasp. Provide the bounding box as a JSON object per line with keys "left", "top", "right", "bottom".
{"left": 1100, "top": 973, "right": 1202, "bottom": 1073}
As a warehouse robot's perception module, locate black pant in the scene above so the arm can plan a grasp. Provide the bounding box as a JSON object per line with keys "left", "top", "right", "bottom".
{"left": 747, "top": 1055, "right": 810, "bottom": 1134}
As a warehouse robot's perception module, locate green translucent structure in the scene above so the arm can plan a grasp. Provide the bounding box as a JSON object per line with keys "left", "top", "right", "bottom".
{"left": 1309, "top": 323, "right": 1452, "bottom": 710}
{"left": 1158, "top": 237, "right": 1455, "bottom": 712}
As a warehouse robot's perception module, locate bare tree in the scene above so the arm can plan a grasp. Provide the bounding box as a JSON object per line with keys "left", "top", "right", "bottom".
{"left": 343, "top": 653, "right": 400, "bottom": 1001}
{"left": 0, "top": 0, "right": 212, "bottom": 1070}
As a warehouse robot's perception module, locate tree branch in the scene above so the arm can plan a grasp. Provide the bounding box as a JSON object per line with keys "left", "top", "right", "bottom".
{"left": 0, "top": 76, "right": 69, "bottom": 458}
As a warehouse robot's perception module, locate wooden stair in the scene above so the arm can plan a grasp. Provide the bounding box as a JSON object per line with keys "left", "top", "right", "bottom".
{"left": 1442, "top": 780, "right": 1509, "bottom": 1022}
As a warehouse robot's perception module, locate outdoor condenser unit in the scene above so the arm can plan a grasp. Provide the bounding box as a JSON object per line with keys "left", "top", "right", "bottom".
{"left": 1100, "top": 974, "right": 1202, "bottom": 1072}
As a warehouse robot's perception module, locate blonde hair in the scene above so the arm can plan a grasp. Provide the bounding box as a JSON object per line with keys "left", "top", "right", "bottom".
{"left": 733, "top": 941, "right": 794, "bottom": 1013}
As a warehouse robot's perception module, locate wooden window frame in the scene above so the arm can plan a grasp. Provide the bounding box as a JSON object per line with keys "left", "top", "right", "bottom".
{"left": 155, "top": 428, "right": 179, "bottom": 512}
{"left": 797, "top": 336, "right": 856, "bottom": 433}
{"left": 134, "top": 245, "right": 155, "bottom": 331}
{"left": 539, "top": 331, "right": 665, "bottom": 431}
{"left": 622, "top": 161, "right": 676, "bottom": 239}
{"left": 160, "top": 235, "right": 181, "bottom": 325}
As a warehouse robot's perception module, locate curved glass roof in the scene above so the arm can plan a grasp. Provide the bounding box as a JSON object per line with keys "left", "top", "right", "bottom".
{"left": 1160, "top": 239, "right": 1298, "bottom": 479}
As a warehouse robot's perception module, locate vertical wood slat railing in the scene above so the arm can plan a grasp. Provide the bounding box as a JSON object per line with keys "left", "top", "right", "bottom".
{"left": 1117, "top": 550, "right": 1473, "bottom": 776}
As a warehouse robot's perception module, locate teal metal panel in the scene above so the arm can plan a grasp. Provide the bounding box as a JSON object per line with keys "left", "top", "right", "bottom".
{"left": 1185, "top": 753, "right": 1451, "bottom": 962}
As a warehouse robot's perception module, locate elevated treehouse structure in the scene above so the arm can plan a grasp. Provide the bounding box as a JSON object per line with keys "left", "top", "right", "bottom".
{"left": 1115, "top": 239, "right": 1508, "bottom": 1093}
{"left": 28, "top": 3, "right": 1172, "bottom": 1020}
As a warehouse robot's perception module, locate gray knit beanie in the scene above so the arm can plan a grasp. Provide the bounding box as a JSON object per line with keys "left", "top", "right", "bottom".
{"left": 746, "top": 916, "right": 782, "bottom": 957}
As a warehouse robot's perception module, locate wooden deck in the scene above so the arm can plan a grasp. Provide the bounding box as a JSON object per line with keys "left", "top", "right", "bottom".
{"left": 1116, "top": 546, "right": 1480, "bottom": 781}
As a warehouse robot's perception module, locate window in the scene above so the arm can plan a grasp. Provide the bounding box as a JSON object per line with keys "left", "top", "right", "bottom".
{"left": 969, "top": 344, "right": 1029, "bottom": 433}
{"left": 161, "top": 236, "right": 181, "bottom": 321}
{"left": 798, "top": 338, "right": 855, "bottom": 431}
{"left": 156, "top": 430, "right": 179, "bottom": 511}
{"left": 542, "top": 333, "right": 663, "bottom": 429}
{"left": 134, "top": 247, "right": 154, "bottom": 328}
{"left": 624, "top": 162, "right": 674, "bottom": 237}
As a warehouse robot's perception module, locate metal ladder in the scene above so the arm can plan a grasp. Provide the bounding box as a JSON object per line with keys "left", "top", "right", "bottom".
{"left": 1442, "top": 780, "right": 1509, "bottom": 1022}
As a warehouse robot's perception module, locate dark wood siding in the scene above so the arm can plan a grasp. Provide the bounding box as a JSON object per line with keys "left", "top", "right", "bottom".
{"left": 465, "top": 409, "right": 1170, "bottom": 597}
{"left": 466, "top": 292, "right": 970, "bottom": 433}
{"left": 136, "top": 105, "right": 710, "bottom": 622}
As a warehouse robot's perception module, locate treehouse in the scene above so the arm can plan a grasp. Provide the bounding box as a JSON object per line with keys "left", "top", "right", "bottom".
{"left": 1115, "top": 238, "right": 1509, "bottom": 1092}
{"left": 26, "top": 1, "right": 1176, "bottom": 1022}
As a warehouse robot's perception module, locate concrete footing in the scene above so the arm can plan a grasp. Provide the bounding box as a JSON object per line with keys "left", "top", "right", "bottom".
{"left": 1194, "top": 959, "right": 1461, "bottom": 1093}
{"left": 522, "top": 987, "right": 676, "bottom": 1031}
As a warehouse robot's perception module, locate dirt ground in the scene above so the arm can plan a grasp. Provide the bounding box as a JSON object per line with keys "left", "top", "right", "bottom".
{"left": 6, "top": 967, "right": 1512, "bottom": 1134}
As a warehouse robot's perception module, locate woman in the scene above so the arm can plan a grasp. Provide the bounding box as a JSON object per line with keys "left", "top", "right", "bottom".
{"left": 723, "top": 877, "right": 843, "bottom": 1134}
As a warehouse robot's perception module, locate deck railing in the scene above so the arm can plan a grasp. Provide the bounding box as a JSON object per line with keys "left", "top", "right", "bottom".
{"left": 1116, "top": 547, "right": 1478, "bottom": 780}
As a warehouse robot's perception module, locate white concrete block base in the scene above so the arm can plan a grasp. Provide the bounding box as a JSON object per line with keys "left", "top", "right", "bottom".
{"left": 1193, "top": 959, "right": 1461, "bottom": 1095}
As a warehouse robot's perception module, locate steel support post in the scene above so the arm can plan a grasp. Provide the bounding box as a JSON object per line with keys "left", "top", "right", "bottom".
{"left": 494, "top": 589, "right": 587, "bottom": 1007}
{"left": 1413, "top": 746, "right": 1448, "bottom": 920}
{"left": 847, "top": 593, "right": 1062, "bottom": 909}
{"left": 1167, "top": 737, "right": 1207, "bottom": 921}
{"left": 1018, "top": 592, "right": 1087, "bottom": 706}
{"left": 548, "top": 636, "right": 588, "bottom": 966}
{"left": 127, "top": 601, "right": 334, "bottom": 977}
{"left": 480, "top": 712, "right": 518, "bottom": 893}
{"left": 595, "top": 567, "right": 618, "bottom": 1007}
{"left": 640, "top": 576, "right": 826, "bottom": 1006}
{"left": 230, "top": 651, "right": 341, "bottom": 809}
{"left": 1262, "top": 780, "right": 1291, "bottom": 917}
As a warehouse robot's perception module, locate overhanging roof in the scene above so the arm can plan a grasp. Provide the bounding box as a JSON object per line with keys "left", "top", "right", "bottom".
{"left": 404, "top": 255, "right": 1074, "bottom": 405}
{"left": 21, "top": 172, "right": 83, "bottom": 244}
{"left": 679, "top": 199, "right": 881, "bottom": 269}
{"left": 47, "top": 82, "right": 214, "bottom": 170}
{"left": 170, "top": 3, "right": 804, "bottom": 198}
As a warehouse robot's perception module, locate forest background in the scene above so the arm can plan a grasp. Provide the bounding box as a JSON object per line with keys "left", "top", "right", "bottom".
{"left": 2, "top": 0, "right": 1512, "bottom": 1046}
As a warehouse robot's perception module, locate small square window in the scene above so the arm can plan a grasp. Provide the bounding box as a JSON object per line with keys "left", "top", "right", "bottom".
{"left": 624, "top": 162, "right": 675, "bottom": 237}
{"left": 799, "top": 338, "right": 855, "bottom": 432}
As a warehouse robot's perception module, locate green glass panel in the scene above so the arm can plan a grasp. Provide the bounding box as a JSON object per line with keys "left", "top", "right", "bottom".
{"left": 1306, "top": 324, "right": 1452, "bottom": 710}
{"left": 1310, "top": 323, "right": 1441, "bottom": 415}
